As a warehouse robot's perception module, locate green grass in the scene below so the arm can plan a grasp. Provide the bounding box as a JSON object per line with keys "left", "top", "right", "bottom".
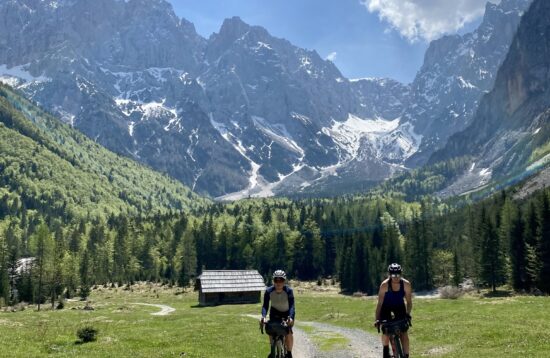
{"left": 0, "top": 286, "right": 549, "bottom": 357}
{"left": 296, "top": 291, "right": 550, "bottom": 357}
{"left": 0, "top": 285, "right": 268, "bottom": 357}
{"left": 298, "top": 324, "right": 348, "bottom": 351}
{"left": 529, "top": 140, "right": 550, "bottom": 164}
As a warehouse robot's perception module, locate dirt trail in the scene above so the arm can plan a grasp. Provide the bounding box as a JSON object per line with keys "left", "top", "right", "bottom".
{"left": 245, "top": 315, "right": 381, "bottom": 358}
{"left": 132, "top": 303, "right": 176, "bottom": 316}
{"left": 299, "top": 321, "right": 381, "bottom": 358}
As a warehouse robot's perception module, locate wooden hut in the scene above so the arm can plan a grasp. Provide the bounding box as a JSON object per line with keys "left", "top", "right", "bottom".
{"left": 196, "top": 270, "right": 266, "bottom": 306}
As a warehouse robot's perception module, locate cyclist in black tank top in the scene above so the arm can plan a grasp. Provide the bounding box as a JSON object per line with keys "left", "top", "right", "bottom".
{"left": 374, "top": 263, "right": 413, "bottom": 358}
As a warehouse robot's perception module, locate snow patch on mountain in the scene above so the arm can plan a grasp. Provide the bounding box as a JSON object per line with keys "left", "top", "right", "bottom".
{"left": 252, "top": 116, "right": 305, "bottom": 157}
{"left": 323, "top": 114, "right": 400, "bottom": 159}
{"left": 128, "top": 121, "right": 136, "bottom": 136}
{"left": 101, "top": 66, "right": 188, "bottom": 100}
{"left": 114, "top": 97, "right": 181, "bottom": 133}
{"left": 217, "top": 161, "right": 308, "bottom": 201}
{"left": 378, "top": 122, "right": 423, "bottom": 162}
{"left": 0, "top": 64, "right": 50, "bottom": 86}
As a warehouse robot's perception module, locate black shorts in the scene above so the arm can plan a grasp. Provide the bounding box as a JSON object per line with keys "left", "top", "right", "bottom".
{"left": 266, "top": 320, "right": 293, "bottom": 335}
{"left": 380, "top": 303, "right": 407, "bottom": 321}
{"left": 269, "top": 309, "right": 293, "bottom": 334}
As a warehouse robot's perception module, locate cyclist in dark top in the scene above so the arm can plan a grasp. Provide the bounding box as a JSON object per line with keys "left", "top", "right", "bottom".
{"left": 260, "top": 270, "right": 295, "bottom": 358}
{"left": 374, "top": 263, "right": 413, "bottom": 358}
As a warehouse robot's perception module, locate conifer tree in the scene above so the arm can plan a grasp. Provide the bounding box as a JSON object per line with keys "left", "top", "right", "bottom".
{"left": 537, "top": 192, "right": 550, "bottom": 293}
{"left": 479, "top": 208, "right": 506, "bottom": 292}
{"left": 29, "top": 223, "right": 54, "bottom": 311}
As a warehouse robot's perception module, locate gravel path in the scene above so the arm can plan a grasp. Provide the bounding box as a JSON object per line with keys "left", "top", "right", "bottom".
{"left": 298, "top": 321, "right": 381, "bottom": 358}
{"left": 132, "top": 303, "right": 176, "bottom": 316}
{"left": 292, "top": 325, "right": 320, "bottom": 358}
{"left": 245, "top": 315, "right": 381, "bottom": 358}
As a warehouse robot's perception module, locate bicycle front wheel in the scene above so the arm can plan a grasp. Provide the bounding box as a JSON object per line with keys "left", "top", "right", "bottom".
{"left": 276, "top": 338, "right": 285, "bottom": 358}
{"left": 393, "top": 335, "right": 405, "bottom": 358}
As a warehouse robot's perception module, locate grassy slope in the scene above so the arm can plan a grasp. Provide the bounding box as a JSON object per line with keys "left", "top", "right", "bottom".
{"left": 0, "top": 84, "right": 208, "bottom": 217}
{"left": 0, "top": 286, "right": 549, "bottom": 357}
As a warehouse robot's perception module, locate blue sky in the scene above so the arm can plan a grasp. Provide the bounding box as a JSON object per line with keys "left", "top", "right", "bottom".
{"left": 169, "top": 0, "right": 488, "bottom": 84}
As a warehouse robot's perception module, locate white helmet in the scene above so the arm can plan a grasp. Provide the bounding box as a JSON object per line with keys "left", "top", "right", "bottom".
{"left": 273, "top": 270, "right": 287, "bottom": 280}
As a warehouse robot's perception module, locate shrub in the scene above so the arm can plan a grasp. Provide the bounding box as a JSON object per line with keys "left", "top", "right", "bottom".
{"left": 77, "top": 326, "right": 98, "bottom": 343}
{"left": 79, "top": 285, "right": 91, "bottom": 300}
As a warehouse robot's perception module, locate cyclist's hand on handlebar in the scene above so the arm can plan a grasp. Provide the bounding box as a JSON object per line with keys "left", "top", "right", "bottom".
{"left": 287, "top": 318, "right": 294, "bottom": 327}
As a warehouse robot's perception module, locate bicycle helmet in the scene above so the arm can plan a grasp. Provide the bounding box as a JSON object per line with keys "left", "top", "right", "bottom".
{"left": 273, "top": 270, "right": 287, "bottom": 280}
{"left": 388, "top": 263, "right": 402, "bottom": 275}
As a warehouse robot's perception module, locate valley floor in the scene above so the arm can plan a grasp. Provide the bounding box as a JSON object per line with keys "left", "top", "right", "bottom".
{"left": 0, "top": 283, "right": 549, "bottom": 357}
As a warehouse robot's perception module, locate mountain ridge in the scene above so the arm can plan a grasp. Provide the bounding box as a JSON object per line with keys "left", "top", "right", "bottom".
{"left": 427, "top": 0, "right": 550, "bottom": 198}
{"left": 0, "top": 0, "right": 533, "bottom": 198}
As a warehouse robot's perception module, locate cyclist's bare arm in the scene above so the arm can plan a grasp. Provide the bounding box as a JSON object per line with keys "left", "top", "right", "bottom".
{"left": 375, "top": 280, "right": 388, "bottom": 321}
{"left": 403, "top": 279, "right": 413, "bottom": 315}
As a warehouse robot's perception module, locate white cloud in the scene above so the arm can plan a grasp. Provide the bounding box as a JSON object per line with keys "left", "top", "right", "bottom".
{"left": 361, "top": 0, "right": 496, "bottom": 42}
{"left": 326, "top": 52, "right": 338, "bottom": 61}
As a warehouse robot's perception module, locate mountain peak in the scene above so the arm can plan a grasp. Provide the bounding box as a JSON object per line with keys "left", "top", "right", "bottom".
{"left": 218, "top": 16, "right": 251, "bottom": 39}
{"left": 495, "top": 0, "right": 533, "bottom": 13}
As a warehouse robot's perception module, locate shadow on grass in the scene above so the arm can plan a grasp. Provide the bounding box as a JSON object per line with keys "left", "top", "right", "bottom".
{"left": 191, "top": 301, "right": 260, "bottom": 308}
{"left": 483, "top": 290, "right": 513, "bottom": 298}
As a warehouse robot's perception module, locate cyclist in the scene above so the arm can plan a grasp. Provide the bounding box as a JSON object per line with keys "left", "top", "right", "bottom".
{"left": 374, "top": 263, "right": 413, "bottom": 358}
{"left": 260, "top": 270, "right": 295, "bottom": 358}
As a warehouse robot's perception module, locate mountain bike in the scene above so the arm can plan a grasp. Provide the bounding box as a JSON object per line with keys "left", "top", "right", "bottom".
{"left": 261, "top": 319, "right": 289, "bottom": 358}
{"left": 378, "top": 317, "right": 411, "bottom": 358}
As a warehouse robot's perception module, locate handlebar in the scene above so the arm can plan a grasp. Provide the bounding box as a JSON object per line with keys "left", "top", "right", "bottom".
{"left": 376, "top": 317, "right": 412, "bottom": 334}
{"left": 260, "top": 317, "right": 290, "bottom": 335}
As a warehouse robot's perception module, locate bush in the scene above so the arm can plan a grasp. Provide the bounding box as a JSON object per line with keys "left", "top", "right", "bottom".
{"left": 439, "top": 286, "right": 464, "bottom": 299}
{"left": 77, "top": 326, "right": 98, "bottom": 343}
{"left": 79, "top": 285, "right": 91, "bottom": 300}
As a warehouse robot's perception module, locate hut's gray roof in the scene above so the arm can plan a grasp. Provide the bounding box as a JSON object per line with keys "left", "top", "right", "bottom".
{"left": 198, "top": 270, "right": 266, "bottom": 293}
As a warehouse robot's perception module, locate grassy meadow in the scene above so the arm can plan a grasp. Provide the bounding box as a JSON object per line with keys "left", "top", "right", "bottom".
{"left": 0, "top": 283, "right": 549, "bottom": 357}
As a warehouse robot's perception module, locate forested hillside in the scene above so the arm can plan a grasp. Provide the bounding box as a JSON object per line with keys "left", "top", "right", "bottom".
{"left": 0, "top": 84, "right": 207, "bottom": 222}
{"left": 1, "top": 176, "right": 549, "bottom": 309}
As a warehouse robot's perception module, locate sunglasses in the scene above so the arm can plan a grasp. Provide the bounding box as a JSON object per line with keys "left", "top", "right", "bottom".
{"left": 390, "top": 274, "right": 401, "bottom": 278}
{"left": 274, "top": 278, "right": 285, "bottom": 283}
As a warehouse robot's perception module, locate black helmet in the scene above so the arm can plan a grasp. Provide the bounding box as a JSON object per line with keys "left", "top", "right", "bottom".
{"left": 388, "top": 263, "right": 402, "bottom": 275}
{"left": 273, "top": 270, "right": 287, "bottom": 280}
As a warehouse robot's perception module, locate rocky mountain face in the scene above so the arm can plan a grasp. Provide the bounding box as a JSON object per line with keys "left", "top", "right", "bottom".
{"left": 400, "top": 0, "right": 533, "bottom": 168}
{"left": 0, "top": 0, "right": 533, "bottom": 198}
{"left": 430, "top": 0, "right": 550, "bottom": 197}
